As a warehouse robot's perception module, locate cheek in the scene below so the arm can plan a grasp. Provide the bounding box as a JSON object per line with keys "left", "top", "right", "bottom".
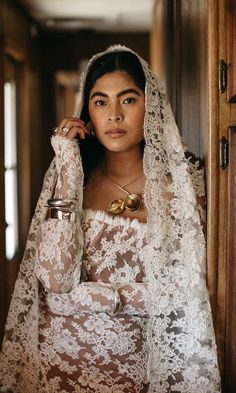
{"left": 90, "top": 113, "right": 104, "bottom": 130}
{"left": 88, "top": 103, "right": 94, "bottom": 122}
{"left": 138, "top": 125, "right": 144, "bottom": 140}
{"left": 135, "top": 106, "right": 145, "bottom": 130}
{"left": 88, "top": 106, "right": 100, "bottom": 127}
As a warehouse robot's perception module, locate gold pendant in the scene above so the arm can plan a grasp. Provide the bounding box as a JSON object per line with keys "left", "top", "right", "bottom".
{"left": 106, "top": 194, "right": 142, "bottom": 215}
{"left": 125, "top": 194, "right": 141, "bottom": 211}
{"left": 107, "top": 199, "right": 126, "bottom": 214}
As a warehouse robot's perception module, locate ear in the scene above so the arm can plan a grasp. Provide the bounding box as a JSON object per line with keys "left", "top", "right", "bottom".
{"left": 85, "top": 121, "right": 95, "bottom": 137}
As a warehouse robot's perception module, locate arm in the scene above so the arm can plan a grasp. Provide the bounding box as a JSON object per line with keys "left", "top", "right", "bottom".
{"left": 45, "top": 282, "right": 148, "bottom": 316}
{"left": 35, "top": 129, "right": 84, "bottom": 294}
{"left": 35, "top": 218, "right": 83, "bottom": 293}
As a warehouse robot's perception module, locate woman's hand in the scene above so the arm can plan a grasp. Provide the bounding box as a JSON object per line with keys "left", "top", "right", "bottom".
{"left": 51, "top": 117, "right": 85, "bottom": 200}
{"left": 54, "top": 116, "right": 89, "bottom": 141}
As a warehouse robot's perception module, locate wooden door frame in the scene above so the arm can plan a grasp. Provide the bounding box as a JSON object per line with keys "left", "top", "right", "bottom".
{"left": 208, "top": 0, "right": 236, "bottom": 388}
{"left": 207, "top": 0, "right": 221, "bottom": 356}
{"left": 208, "top": 0, "right": 227, "bottom": 377}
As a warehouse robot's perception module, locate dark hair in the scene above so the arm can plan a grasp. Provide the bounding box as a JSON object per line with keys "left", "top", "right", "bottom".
{"left": 79, "top": 50, "right": 146, "bottom": 184}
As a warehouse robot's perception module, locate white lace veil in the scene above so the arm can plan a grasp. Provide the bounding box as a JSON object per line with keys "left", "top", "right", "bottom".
{"left": 0, "top": 45, "right": 221, "bottom": 392}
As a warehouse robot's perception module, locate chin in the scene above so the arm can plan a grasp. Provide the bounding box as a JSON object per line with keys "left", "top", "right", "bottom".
{"left": 104, "top": 143, "right": 140, "bottom": 154}
{"left": 105, "top": 145, "right": 126, "bottom": 153}
{"left": 98, "top": 136, "right": 143, "bottom": 154}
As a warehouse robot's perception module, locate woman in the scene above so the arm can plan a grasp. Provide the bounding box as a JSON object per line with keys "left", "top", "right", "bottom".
{"left": 0, "top": 45, "right": 221, "bottom": 392}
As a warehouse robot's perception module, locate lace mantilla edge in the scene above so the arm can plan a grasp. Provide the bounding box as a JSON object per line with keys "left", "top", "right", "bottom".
{"left": 0, "top": 45, "right": 221, "bottom": 393}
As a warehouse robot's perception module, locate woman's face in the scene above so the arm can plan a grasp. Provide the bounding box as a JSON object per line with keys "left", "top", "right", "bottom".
{"left": 88, "top": 71, "right": 145, "bottom": 154}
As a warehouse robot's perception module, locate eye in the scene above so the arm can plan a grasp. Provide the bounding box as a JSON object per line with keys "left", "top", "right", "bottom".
{"left": 94, "top": 99, "right": 106, "bottom": 106}
{"left": 123, "top": 97, "right": 136, "bottom": 104}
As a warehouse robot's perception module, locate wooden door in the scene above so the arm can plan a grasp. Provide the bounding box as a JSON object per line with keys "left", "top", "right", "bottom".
{"left": 224, "top": 125, "right": 236, "bottom": 391}
{"left": 208, "top": 0, "right": 236, "bottom": 390}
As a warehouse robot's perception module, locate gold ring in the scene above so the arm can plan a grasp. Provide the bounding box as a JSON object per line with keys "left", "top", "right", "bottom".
{"left": 62, "top": 127, "right": 70, "bottom": 134}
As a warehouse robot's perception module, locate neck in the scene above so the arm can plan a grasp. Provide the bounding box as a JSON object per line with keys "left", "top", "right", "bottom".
{"left": 102, "top": 148, "right": 143, "bottom": 179}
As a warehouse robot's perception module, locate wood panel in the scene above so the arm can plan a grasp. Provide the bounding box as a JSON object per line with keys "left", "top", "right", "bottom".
{"left": 207, "top": 0, "right": 220, "bottom": 335}
{"left": 224, "top": 126, "right": 236, "bottom": 392}
{"left": 217, "top": 0, "right": 231, "bottom": 383}
{"left": 2, "top": 0, "right": 31, "bottom": 56}
{"left": 215, "top": 0, "right": 236, "bottom": 389}
{"left": 230, "top": 104, "right": 236, "bottom": 123}
{"left": 227, "top": 0, "right": 236, "bottom": 102}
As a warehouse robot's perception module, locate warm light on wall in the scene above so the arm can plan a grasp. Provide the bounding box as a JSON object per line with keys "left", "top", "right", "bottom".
{"left": 4, "top": 81, "right": 19, "bottom": 260}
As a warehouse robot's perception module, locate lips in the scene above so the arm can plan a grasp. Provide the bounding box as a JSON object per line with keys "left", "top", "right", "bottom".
{"left": 105, "top": 128, "right": 126, "bottom": 138}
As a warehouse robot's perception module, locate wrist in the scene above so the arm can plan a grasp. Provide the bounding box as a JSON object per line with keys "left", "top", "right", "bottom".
{"left": 48, "top": 208, "right": 77, "bottom": 222}
{"left": 111, "top": 287, "right": 122, "bottom": 314}
{"left": 47, "top": 198, "right": 77, "bottom": 208}
{"left": 47, "top": 199, "right": 78, "bottom": 222}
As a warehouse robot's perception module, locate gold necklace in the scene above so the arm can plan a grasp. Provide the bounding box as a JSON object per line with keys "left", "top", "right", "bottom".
{"left": 102, "top": 172, "right": 144, "bottom": 215}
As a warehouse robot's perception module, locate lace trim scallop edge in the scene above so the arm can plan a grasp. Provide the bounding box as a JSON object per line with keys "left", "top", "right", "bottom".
{"left": 82, "top": 208, "right": 147, "bottom": 231}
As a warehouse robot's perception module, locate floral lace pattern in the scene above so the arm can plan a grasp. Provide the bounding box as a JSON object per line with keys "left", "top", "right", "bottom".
{"left": 51, "top": 136, "right": 83, "bottom": 200}
{"left": 38, "top": 210, "right": 149, "bottom": 392}
{"left": 0, "top": 45, "right": 221, "bottom": 393}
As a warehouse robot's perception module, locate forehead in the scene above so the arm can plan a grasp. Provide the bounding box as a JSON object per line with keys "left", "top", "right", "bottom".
{"left": 90, "top": 71, "right": 139, "bottom": 92}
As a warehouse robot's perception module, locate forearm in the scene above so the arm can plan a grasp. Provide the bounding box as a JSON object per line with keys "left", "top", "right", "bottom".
{"left": 118, "top": 283, "right": 147, "bottom": 315}
{"left": 52, "top": 134, "right": 83, "bottom": 200}
{"left": 35, "top": 135, "right": 84, "bottom": 293}
{"left": 45, "top": 281, "right": 148, "bottom": 316}
{"left": 35, "top": 219, "right": 83, "bottom": 293}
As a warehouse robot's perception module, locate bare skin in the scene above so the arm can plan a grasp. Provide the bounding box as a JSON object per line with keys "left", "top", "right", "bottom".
{"left": 55, "top": 71, "right": 147, "bottom": 223}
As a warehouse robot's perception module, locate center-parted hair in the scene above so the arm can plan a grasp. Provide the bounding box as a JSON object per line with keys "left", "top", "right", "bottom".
{"left": 80, "top": 51, "right": 145, "bottom": 123}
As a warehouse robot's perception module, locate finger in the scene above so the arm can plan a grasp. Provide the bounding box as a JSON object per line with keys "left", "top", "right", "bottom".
{"left": 65, "top": 127, "right": 78, "bottom": 141}
{"left": 57, "top": 118, "right": 86, "bottom": 135}
{"left": 59, "top": 117, "right": 85, "bottom": 130}
{"left": 59, "top": 116, "right": 85, "bottom": 126}
{"left": 66, "top": 125, "right": 88, "bottom": 141}
{"left": 67, "top": 125, "right": 88, "bottom": 140}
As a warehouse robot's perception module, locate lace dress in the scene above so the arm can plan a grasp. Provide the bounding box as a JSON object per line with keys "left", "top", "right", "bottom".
{"left": 38, "top": 209, "right": 150, "bottom": 393}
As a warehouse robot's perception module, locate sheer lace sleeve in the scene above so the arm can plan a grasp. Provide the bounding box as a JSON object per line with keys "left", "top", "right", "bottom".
{"left": 45, "top": 282, "right": 148, "bottom": 316}
{"left": 52, "top": 135, "right": 83, "bottom": 199}
{"left": 35, "top": 219, "right": 82, "bottom": 293}
{"left": 35, "top": 135, "right": 84, "bottom": 293}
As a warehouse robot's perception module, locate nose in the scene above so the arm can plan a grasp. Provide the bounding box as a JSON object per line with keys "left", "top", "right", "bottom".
{"left": 108, "top": 103, "right": 123, "bottom": 122}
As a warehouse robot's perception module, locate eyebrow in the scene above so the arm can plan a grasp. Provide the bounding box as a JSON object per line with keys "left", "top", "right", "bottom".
{"left": 90, "top": 88, "right": 141, "bottom": 100}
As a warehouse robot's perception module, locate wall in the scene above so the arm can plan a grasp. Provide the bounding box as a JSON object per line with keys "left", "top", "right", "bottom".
{"left": 150, "top": 0, "right": 208, "bottom": 158}
{"left": 0, "top": 0, "right": 42, "bottom": 342}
